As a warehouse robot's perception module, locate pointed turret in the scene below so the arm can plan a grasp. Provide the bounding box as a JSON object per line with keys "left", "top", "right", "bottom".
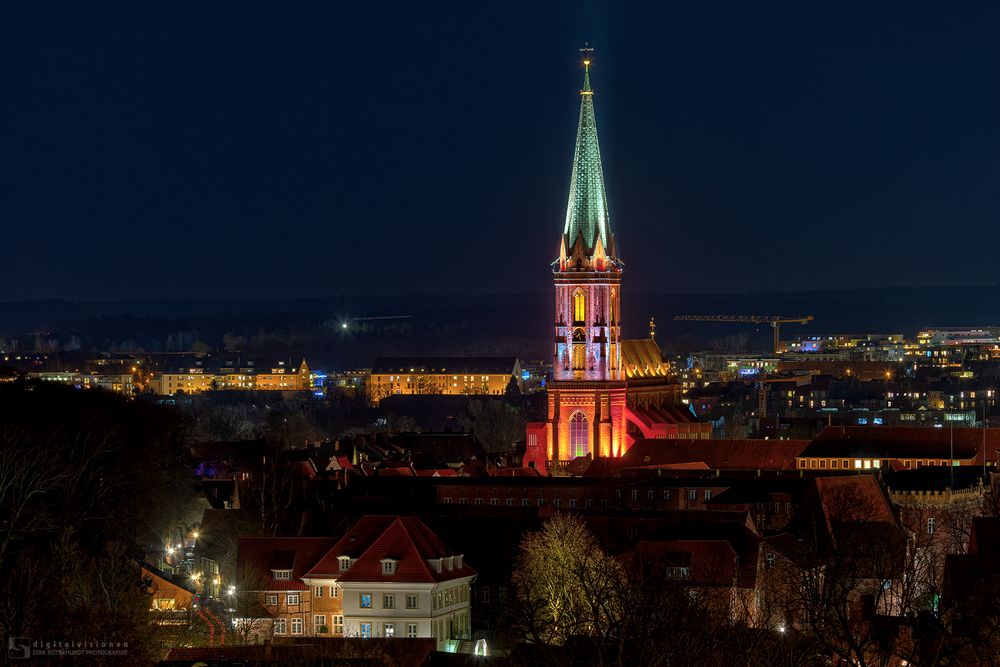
{"left": 562, "top": 56, "right": 615, "bottom": 261}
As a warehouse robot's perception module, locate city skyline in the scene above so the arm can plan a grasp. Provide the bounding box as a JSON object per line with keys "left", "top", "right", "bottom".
{"left": 3, "top": 2, "right": 999, "bottom": 301}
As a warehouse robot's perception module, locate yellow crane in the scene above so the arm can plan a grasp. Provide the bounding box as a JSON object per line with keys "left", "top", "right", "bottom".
{"left": 672, "top": 314, "right": 813, "bottom": 355}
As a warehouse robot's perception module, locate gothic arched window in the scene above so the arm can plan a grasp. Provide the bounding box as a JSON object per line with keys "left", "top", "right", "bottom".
{"left": 573, "top": 289, "right": 586, "bottom": 325}
{"left": 569, "top": 411, "right": 589, "bottom": 458}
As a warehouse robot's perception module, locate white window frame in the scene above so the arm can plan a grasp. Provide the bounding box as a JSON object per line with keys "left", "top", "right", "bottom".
{"left": 290, "top": 617, "right": 303, "bottom": 635}
{"left": 314, "top": 614, "right": 326, "bottom": 632}
{"left": 265, "top": 594, "right": 278, "bottom": 606}
{"left": 406, "top": 594, "right": 418, "bottom": 609}
{"left": 383, "top": 593, "right": 395, "bottom": 609}
{"left": 274, "top": 618, "right": 287, "bottom": 635}
{"left": 286, "top": 593, "right": 300, "bottom": 605}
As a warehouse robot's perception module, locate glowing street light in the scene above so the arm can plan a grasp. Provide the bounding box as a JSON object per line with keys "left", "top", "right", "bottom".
{"left": 227, "top": 585, "right": 236, "bottom": 596}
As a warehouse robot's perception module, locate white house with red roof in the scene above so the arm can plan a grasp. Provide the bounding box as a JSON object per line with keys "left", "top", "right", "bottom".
{"left": 305, "top": 516, "right": 475, "bottom": 649}
{"left": 238, "top": 516, "right": 474, "bottom": 650}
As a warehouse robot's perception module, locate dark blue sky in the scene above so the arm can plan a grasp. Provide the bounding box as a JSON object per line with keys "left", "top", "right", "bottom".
{"left": 2, "top": 2, "right": 998, "bottom": 300}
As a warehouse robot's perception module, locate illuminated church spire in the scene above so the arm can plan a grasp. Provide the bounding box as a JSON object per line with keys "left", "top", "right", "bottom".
{"left": 563, "top": 47, "right": 615, "bottom": 258}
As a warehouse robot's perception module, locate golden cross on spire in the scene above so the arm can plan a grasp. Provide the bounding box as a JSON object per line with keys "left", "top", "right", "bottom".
{"left": 580, "top": 43, "right": 594, "bottom": 94}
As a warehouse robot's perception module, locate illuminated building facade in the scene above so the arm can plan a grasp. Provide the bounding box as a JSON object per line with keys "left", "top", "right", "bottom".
{"left": 368, "top": 357, "right": 522, "bottom": 405}
{"left": 150, "top": 358, "right": 311, "bottom": 395}
{"left": 541, "top": 58, "right": 627, "bottom": 462}
{"left": 526, "top": 57, "right": 709, "bottom": 470}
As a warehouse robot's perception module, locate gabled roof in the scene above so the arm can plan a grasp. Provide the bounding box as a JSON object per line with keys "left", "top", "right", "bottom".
{"left": 305, "top": 516, "right": 474, "bottom": 584}
{"left": 621, "top": 339, "right": 668, "bottom": 378}
{"left": 629, "top": 539, "right": 740, "bottom": 587}
{"left": 236, "top": 537, "right": 339, "bottom": 591}
{"left": 304, "top": 516, "right": 398, "bottom": 577}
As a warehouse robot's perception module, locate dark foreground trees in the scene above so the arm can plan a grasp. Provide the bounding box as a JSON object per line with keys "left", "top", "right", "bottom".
{"left": 508, "top": 514, "right": 818, "bottom": 667}
{"left": 0, "top": 381, "right": 192, "bottom": 664}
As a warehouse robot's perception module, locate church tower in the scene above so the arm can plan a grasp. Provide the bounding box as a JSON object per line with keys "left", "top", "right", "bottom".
{"left": 533, "top": 53, "right": 628, "bottom": 467}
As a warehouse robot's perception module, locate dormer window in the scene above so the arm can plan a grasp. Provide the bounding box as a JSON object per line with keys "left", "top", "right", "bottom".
{"left": 381, "top": 558, "right": 398, "bottom": 575}
{"left": 338, "top": 556, "right": 351, "bottom": 572}
{"left": 455, "top": 554, "right": 463, "bottom": 569}
{"left": 427, "top": 558, "right": 442, "bottom": 573}
{"left": 273, "top": 569, "right": 292, "bottom": 580}
{"left": 445, "top": 556, "right": 454, "bottom": 571}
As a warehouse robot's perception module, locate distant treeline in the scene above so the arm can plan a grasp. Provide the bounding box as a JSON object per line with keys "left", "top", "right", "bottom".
{"left": 2, "top": 286, "right": 999, "bottom": 368}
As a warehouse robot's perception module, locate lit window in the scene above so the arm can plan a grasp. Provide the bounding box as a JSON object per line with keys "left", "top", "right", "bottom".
{"left": 573, "top": 289, "right": 586, "bottom": 323}
{"left": 854, "top": 460, "right": 862, "bottom": 469}
{"left": 384, "top": 623, "right": 394, "bottom": 638}
{"left": 360, "top": 593, "right": 372, "bottom": 609}
{"left": 927, "top": 517, "right": 936, "bottom": 534}
{"left": 570, "top": 411, "right": 589, "bottom": 458}
{"left": 360, "top": 622, "right": 372, "bottom": 638}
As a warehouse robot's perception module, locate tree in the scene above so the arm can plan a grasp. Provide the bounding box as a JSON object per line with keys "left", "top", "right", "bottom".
{"left": 459, "top": 398, "right": 524, "bottom": 454}
{"left": 511, "top": 514, "right": 626, "bottom": 646}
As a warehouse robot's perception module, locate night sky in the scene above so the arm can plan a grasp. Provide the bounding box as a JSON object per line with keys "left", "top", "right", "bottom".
{"left": 2, "top": 2, "right": 998, "bottom": 301}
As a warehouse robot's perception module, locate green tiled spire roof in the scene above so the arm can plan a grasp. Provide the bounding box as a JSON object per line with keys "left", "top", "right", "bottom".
{"left": 563, "top": 59, "right": 612, "bottom": 253}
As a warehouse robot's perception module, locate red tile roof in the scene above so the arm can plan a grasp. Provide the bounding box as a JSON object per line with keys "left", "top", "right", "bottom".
{"left": 236, "top": 537, "right": 338, "bottom": 591}
{"left": 303, "top": 516, "right": 398, "bottom": 577}
{"left": 621, "top": 438, "right": 809, "bottom": 471}
{"left": 631, "top": 539, "right": 739, "bottom": 586}
{"left": 806, "top": 426, "right": 997, "bottom": 463}
{"left": 336, "top": 516, "right": 475, "bottom": 584}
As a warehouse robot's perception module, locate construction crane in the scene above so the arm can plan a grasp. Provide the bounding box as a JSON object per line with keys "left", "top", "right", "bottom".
{"left": 672, "top": 314, "right": 814, "bottom": 355}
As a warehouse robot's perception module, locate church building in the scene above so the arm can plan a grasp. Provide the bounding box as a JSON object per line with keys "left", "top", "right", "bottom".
{"left": 526, "top": 55, "right": 709, "bottom": 473}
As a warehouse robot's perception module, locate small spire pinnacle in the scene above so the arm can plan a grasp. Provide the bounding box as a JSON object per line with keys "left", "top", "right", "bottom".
{"left": 580, "top": 43, "right": 594, "bottom": 94}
